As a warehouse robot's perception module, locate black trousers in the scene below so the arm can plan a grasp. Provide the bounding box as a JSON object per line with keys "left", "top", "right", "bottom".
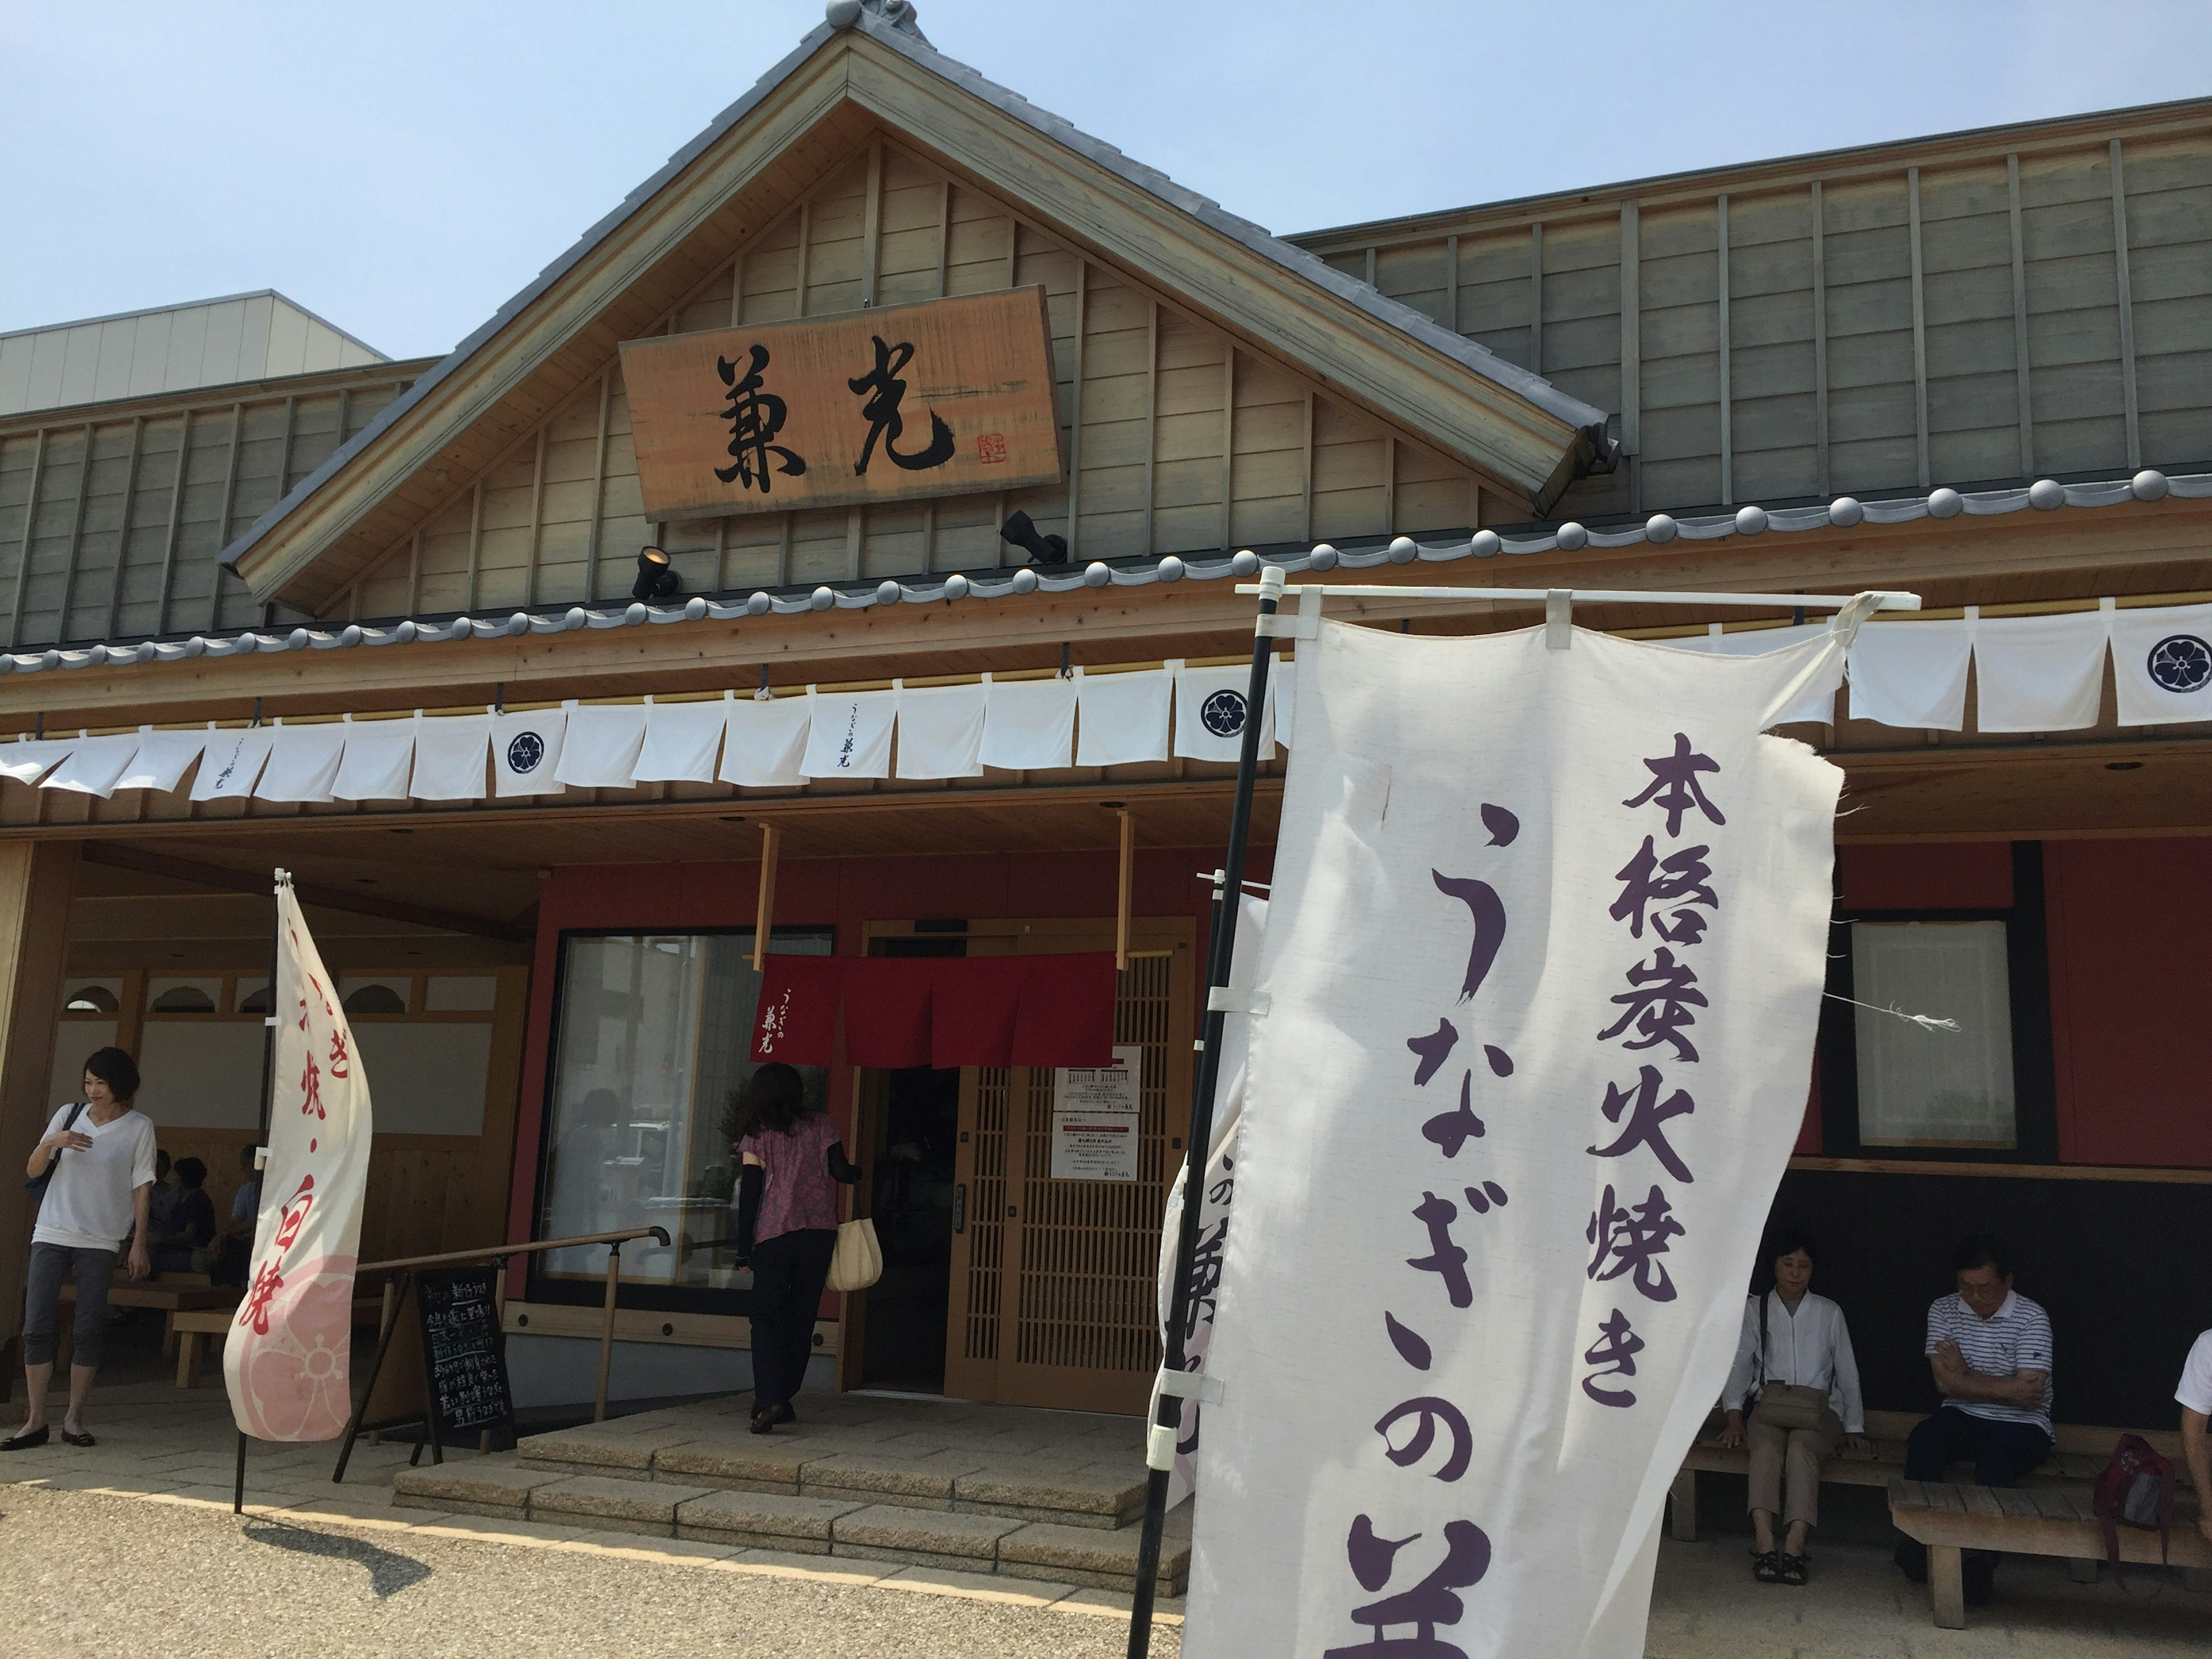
{"left": 749, "top": 1228, "right": 835, "bottom": 1414}
{"left": 1893, "top": 1407, "right": 2052, "bottom": 1592}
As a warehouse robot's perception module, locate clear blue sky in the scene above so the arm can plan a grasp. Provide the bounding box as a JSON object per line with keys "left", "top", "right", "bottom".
{"left": 5, "top": 1, "right": 2207, "bottom": 359}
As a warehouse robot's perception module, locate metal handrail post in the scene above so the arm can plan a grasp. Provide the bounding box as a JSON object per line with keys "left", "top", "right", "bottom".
{"left": 595, "top": 1243, "right": 623, "bottom": 1423}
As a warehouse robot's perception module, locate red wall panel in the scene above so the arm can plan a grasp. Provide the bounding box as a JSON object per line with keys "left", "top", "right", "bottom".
{"left": 2045, "top": 838, "right": 2212, "bottom": 1169}
{"left": 1839, "top": 842, "right": 2012, "bottom": 911}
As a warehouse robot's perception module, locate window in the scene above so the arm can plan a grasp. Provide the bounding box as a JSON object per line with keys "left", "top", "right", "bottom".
{"left": 1851, "top": 921, "right": 2016, "bottom": 1148}
{"left": 536, "top": 929, "right": 832, "bottom": 1295}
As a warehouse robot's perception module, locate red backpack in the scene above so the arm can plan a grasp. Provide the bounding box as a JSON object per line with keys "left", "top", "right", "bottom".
{"left": 2092, "top": 1433, "right": 2176, "bottom": 1575}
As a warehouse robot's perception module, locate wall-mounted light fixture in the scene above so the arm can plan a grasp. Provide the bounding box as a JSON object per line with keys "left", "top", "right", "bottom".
{"left": 631, "top": 545, "right": 681, "bottom": 601}
{"left": 998, "top": 511, "right": 1067, "bottom": 567}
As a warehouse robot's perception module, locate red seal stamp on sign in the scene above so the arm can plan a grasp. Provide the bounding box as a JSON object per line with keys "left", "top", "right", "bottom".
{"left": 977, "top": 433, "right": 1008, "bottom": 464}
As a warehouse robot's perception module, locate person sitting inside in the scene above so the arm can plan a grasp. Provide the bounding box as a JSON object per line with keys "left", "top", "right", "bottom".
{"left": 210, "top": 1143, "right": 262, "bottom": 1287}
{"left": 2178, "top": 1325, "right": 2212, "bottom": 1550}
{"left": 146, "top": 1156, "right": 217, "bottom": 1275}
{"left": 1715, "top": 1225, "right": 1868, "bottom": 1586}
{"left": 1893, "top": 1233, "right": 2054, "bottom": 1604}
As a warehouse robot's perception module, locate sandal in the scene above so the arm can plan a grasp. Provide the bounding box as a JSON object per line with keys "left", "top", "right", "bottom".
{"left": 60, "top": 1429, "right": 94, "bottom": 1448}
{"left": 1752, "top": 1550, "right": 1782, "bottom": 1585}
{"left": 1778, "top": 1553, "right": 1808, "bottom": 1586}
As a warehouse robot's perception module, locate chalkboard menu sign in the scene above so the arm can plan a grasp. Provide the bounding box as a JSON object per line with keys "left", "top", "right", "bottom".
{"left": 415, "top": 1267, "right": 513, "bottom": 1438}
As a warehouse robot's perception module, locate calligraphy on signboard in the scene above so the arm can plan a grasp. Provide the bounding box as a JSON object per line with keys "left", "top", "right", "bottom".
{"left": 619, "top": 288, "right": 1065, "bottom": 520}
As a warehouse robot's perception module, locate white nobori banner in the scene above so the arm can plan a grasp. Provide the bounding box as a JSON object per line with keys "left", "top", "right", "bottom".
{"left": 223, "top": 880, "right": 374, "bottom": 1441}
{"left": 1181, "top": 614, "right": 1857, "bottom": 1658}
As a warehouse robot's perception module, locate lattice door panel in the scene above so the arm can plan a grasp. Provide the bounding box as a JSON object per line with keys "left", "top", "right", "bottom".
{"left": 943, "top": 922, "right": 1194, "bottom": 1412}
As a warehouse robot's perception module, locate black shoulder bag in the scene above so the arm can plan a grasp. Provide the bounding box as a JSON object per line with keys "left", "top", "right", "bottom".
{"left": 24, "top": 1101, "right": 89, "bottom": 1199}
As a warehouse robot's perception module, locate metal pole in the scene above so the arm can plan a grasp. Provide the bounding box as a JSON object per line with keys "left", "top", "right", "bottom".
{"left": 235, "top": 868, "right": 287, "bottom": 1515}
{"left": 594, "top": 1243, "right": 623, "bottom": 1423}
{"left": 1126, "top": 567, "right": 1284, "bottom": 1655}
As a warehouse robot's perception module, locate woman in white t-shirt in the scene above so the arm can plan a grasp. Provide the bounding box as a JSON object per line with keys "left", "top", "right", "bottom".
{"left": 5, "top": 1047, "right": 157, "bottom": 1450}
{"left": 2178, "top": 1328, "right": 2212, "bottom": 1550}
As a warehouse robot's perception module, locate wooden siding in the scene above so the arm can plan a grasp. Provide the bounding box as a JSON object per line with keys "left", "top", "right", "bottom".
{"left": 0, "top": 368, "right": 418, "bottom": 646}
{"left": 340, "top": 137, "right": 1482, "bottom": 620}
{"left": 1292, "top": 116, "right": 2212, "bottom": 521}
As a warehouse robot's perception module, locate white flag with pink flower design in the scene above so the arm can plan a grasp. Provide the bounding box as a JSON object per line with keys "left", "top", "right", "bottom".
{"left": 223, "top": 877, "right": 372, "bottom": 1440}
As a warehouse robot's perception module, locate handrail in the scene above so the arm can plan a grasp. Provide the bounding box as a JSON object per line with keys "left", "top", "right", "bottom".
{"left": 358, "top": 1226, "right": 671, "bottom": 1274}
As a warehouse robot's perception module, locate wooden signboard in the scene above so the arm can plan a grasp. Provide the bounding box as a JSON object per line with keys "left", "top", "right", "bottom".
{"left": 619, "top": 287, "right": 1065, "bottom": 520}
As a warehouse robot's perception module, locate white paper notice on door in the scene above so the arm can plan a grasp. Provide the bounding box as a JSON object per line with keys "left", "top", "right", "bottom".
{"left": 1050, "top": 1043, "right": 1144, "bottom": 1181}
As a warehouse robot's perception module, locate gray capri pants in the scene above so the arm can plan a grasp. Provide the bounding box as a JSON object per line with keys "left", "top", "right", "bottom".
{"left": 21, "top": 1241, "right": 118, "bottom": 1368}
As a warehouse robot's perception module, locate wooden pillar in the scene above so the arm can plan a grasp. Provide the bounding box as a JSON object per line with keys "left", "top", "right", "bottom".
{"left": 1115, "top": 809, "right": 1134, "bottom": 972}
{"left": 751, "top": 825, "right": 781, "bottom": 971}
{"left": 0, "top": 842, "right": 81, "bottom": 1395}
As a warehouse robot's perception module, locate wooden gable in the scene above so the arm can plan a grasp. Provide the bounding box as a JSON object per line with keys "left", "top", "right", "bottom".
{"left": 226, "top": 23, "right": 1599, "bottom": 620}
{"left": 334, "top": 137, "right": 1500, "bottom": 622}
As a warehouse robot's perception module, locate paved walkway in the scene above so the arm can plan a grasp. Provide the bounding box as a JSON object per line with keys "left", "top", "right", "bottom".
{"left": 1, "top": 1376, "right": 2204, "bottom": 1654}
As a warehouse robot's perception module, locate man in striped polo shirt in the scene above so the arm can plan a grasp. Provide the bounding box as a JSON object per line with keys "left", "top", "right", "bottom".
{"left": 1892, "top": 1234, "right": 2054, "bottom": 1603}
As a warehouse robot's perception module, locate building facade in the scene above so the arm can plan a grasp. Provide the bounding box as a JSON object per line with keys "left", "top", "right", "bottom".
{"left": 1, "top": 1, "right": 2207, "bottom": 1424}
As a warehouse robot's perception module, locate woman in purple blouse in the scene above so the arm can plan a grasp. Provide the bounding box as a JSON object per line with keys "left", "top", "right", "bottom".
{"left": 733, "top": 1062, "right": 858, "bottom": 1435}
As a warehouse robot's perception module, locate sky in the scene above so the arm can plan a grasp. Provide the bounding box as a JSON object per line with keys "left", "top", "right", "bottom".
{"left": 5, "top": 1, "right": 2209, "bottom": 360}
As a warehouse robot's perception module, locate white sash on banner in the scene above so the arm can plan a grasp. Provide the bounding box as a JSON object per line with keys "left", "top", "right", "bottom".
{"left": 801, "top": 687, "right": 897, "bottom": 779}
{"left": 224, "top": 878, "right": 372, "bottom": 1441}
{"left": 331, "top": 716, "right": 418, "bottom": 801}
{"left": 554, "top": 700, "right": 651, "bottom": 789}
{"left": 721, "top": 694, "right": 812, "bottom": 786}
{"left": 632, "top": 697, "right": 728, "bottom": 783}
{"left": 0, "top": 736, "right": 77, "bottom": 785}
{"left": 895, "top": 681, "right": 988, "bottom": 779}
{"left": 491, "top": 707, "right": 567, "bottom": 797}
{"left": 1075, "top": 667, "right": 1172, "bottom": 766}
{"left": 1183, "top": 616, "right": 1853, "bottom": 1659}
{"left": 256, "top": 721, "right": 347, "bottom": 802}
{"left": 39, "top": 732, "right": 142, "bottom": 797}
{"left": 1972, "top": 607, "right": 2111, "bottom": 732}
{"left": 410, "top": 712, "right": 493, "bottom": 800}
{"left": 191, "top": 726, "right": 274, "bottom": 801}
{"left": 1846, "top": 616, "right": 1972, "bottom": 729}
{"left": 2110, "top": 600, "right": 2212, "bottom": 726}
{"left": 977, "top": 675, "right": 1075, "bottom": 771}
{"left": 113, "top": 727, "right": 207, "bottom": 794}
{"left": 1172, "top": 660, "right": 1275, "bottom": 764}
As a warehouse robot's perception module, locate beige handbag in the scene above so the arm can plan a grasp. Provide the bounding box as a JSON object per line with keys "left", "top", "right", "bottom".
{"left": 1749, "top": 1296, "right": 1828, "bottom": 1430}
{"left": 826, "top": 1217, "right": 882, "bottom": 1293}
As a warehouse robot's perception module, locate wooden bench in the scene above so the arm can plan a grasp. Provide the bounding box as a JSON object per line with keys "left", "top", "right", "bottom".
{"left": 171, "top": 1299, "right": 387, "bottom": 1389}
{"left": 1890, "top": 1478, "right": 2211, "bottom": 1627}
{"left": 1667, "top": 1408, "right": 2192, "bottom": 1542}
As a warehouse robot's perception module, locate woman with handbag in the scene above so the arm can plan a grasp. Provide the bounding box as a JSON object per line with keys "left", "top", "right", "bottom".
{"left": 7, "top": 1047, "right": 157, "bottom": 1452}
{"left": 731, "top": 1062, "right": 859, "bottom": 1435}
{"left": 1715, "top": 1226, "right": 1867, "bottom": 1586}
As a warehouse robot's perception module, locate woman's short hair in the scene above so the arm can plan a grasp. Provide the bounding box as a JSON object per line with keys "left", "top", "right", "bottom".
{"left": 173, "top": 1156, "right": 207, "bottom": 1188}
{"left": 1766, "top": 1223, "right": 1819, "bottom": 1268}
{"left": 733, "top": 1063, "right": 812, "bottom": 1137}
{"left": 83, "top": 1046, "right": 140, "bottom": 1102}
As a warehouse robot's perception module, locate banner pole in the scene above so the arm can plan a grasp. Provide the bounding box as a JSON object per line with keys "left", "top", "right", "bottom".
{"left": 1126, "top": 565, "right": 1284, "bottom": 1657}
{"left": 234, "top": 867, "right": 287, "bottom": 1516}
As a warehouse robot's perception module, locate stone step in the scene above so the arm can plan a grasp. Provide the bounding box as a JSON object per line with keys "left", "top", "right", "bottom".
{"left": 392, "top": 1461, "right": 1187, "bottom": 1593}
{"left": 515, "top": 1426, "right": 1147, "bottom": 1531}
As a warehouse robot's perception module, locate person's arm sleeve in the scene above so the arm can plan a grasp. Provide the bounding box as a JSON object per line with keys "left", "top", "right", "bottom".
{"left": 734, "top": 1165, "right": 764, "bottom": 1258}
{"left": 131, "top": 1122, "right": 158, "bottom": 1191}
{"left": 2016, "top": 1308, "right": 2054, "bottom": 1378}
{"left": 1831, "top": 1309, "right": 1866, "bottom": 1435}
{"left": 191, "top": 1195, "right": 217, "bottom": 1248}
{"left": 827, "top": 1141, "right": 860, "bottom": 1185}
{"left": 1719, "top": 1298, "right": 1758, "bottom": 1413}
{"left": 1924, "top": 1298, "right": 1942, "bottom": 1358}
{"left": 2173, "top": 1334, "right": 2212, "bottom": 1415}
